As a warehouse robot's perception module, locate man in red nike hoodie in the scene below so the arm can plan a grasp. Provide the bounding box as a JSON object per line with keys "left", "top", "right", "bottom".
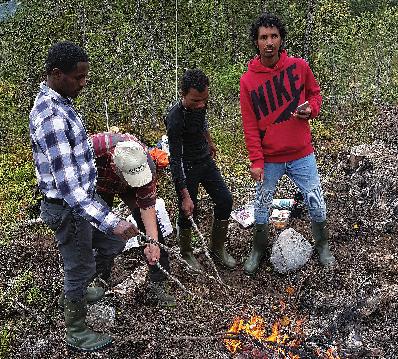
{"left": 240, "top": 13, "right": 336, "bottom": 274}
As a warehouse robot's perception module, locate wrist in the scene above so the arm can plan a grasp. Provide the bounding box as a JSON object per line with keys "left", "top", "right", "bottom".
{"left": 180, "top": 188, "right": 190, "bottom": 200}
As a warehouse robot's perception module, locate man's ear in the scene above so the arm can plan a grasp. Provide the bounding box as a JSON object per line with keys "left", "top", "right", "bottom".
{"left": 51, "top": 68, "right": 63, "bottom": 80}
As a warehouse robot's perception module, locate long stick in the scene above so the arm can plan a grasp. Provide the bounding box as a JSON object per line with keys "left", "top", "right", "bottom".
{"left": 188, "top": 216, "right": 228, "bottom": 289}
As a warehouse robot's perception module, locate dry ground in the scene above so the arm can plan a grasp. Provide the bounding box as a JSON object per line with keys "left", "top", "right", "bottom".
{"left": 1, "top": 107, "right": 397, "bottom": 359}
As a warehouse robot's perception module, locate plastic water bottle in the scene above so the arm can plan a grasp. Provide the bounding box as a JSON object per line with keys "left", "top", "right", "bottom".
{"left": 161, "top": 135, "right": 169, "bottom": 155}
{"left": 272, "top": 198, "right": 295, "bottom": 209}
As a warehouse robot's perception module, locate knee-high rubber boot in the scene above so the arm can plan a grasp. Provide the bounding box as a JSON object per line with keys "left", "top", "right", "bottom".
{"left": 244, "top": 224, "right": 269, "bottom": 275}
{"left": 58, "top": 287, "right": 105, "bottom": 309}
{"left": 311, "top": 220, "right": 336, "bottom": 266}
{"left": 65, "top": 298, "right": 112, "bottom": 352}
{"left": 209, "top": 219, "right": 236, "bottom": 269}
{"left": 177, "top": 225, "right": 203, "bottom": 271}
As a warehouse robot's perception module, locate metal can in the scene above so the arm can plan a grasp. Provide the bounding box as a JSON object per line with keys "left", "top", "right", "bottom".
{"left": 270, "top": 209, "right": 291, "bottom": 229}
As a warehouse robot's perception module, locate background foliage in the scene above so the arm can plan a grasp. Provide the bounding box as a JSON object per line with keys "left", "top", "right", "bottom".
{"left": 0, "top": 0, "right": 397, "bottom": 233}
{"left": 1, "top": 0, "right": 397, "bottom": 238}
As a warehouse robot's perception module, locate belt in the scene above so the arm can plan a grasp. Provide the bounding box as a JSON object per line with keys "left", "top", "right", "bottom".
{"left": 43, "top": 196, "right": 65, "bottom": 206}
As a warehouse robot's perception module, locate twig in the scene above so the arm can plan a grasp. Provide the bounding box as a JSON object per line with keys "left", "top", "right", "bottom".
{"left": 189, "top": 216, "right": 229, "bottom": 289}
{"left": 118, "top": 332, "right": 239, "bottom": 344}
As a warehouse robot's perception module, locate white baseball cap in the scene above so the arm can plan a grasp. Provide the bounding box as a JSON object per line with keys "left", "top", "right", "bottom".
{"left": 112, "top": 141, "right": 152, "bottom": 187}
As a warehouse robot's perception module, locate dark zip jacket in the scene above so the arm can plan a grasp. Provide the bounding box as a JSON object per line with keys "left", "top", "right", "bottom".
{"left": 165, "top": 101, "right": 210, "bottom": 191}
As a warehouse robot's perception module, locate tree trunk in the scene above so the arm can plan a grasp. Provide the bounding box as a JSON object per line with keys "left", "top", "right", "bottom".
{"left": 302, "top": 0, "right": 316, "bottom": 62}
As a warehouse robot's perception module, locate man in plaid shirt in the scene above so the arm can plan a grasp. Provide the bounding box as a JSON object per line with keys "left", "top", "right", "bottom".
{"left": 29, "top": 42, "right": 159, "bottom": 352}
{"left": 91, "top": 131, "right": 176, "bottom": 307}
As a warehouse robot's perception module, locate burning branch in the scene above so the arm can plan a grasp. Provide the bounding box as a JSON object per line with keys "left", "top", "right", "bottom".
{"left": 224, "top": 315, "right": 341, "bottom": 359}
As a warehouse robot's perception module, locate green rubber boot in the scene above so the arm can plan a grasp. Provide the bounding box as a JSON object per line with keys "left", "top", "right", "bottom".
{"left": 209, "top": 219, "right": 237, "bottom": 269}
{"left": 177, "top": 225, "right": 203, "bottom": 272}
{"left": 58, "top": 287, "right": 105, "bottom": 310}
{"left": 312, "top": 221, "right": 336, "bottom": 266}
{"left": 64, "top": 298, "right": 113, "bottom": 352}
{"left": 244, "top": 223, "right": 269, "bottom": 275}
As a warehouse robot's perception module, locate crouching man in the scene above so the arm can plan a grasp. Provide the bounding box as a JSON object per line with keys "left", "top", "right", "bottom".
{"left": 91, "top": 131, "right": 176, "bottom": 307}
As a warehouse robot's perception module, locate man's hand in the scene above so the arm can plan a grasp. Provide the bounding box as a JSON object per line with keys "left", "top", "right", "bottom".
{"left": 208, "top": 141, "right": 217, "bottom": 158}
{"left": 204, "top": 131, "right": 217, "bottom": 158}
{"left": 182, "top": 196, "right": 194, "bottom": 217}
{"left": 180, "top": 188, "right": 194, "bottom": 217}
{"left": 113, "top": 220, "right": 139, "bottom": 240}
{"left": 250, "top": 167, "right": 264, "bottom": 182}
{"left": 293, "top": 103, "right": 312, "bottom": 119}
{"left": 144, "top": 242, "right": 160, "bottom": 265}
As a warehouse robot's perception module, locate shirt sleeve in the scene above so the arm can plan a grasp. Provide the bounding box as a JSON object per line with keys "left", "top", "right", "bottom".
{"left": 35, "top": 116, "right": 120, "bottom": 234}
{"left": 240, "top": 77, "right": 265, "bottom": 170}
{"left": 166, "top": 109, "right": 187, "bottom": 191}
{"left": 136, "top": 155, "right": 157, "bottom": 209}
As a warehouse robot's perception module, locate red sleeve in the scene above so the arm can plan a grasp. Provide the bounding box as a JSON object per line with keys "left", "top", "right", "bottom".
{"left": 303, "top": 62, "right": 322, "bottom": 118}
{"left": 136, "top": 177, "right": 157, "bottom": 209}
{"left": 240, "top": 76, "right": 264, "bottom": 170}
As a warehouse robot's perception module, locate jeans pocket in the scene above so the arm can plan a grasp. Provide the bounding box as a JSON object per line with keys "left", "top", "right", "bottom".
{"left": 40, "top": 201, "right": 65, "bottom": 231}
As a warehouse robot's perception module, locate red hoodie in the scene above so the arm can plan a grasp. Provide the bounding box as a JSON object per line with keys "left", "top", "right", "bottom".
{"left": 240, "top": 50, "right": 322, "bottom": 168}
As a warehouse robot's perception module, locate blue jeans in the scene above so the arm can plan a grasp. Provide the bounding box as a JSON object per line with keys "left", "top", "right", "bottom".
{"left": 255, "top": 153, "right": 326, "bottom": 224}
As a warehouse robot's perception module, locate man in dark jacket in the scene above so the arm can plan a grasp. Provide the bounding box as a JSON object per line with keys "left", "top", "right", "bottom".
{"left": 165, "top": 69, "right": 236, "bottom": 271}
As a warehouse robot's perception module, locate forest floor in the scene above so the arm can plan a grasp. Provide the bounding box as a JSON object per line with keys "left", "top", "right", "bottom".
{"left": 1, "top": 107, "right": 398, "bottom": 359}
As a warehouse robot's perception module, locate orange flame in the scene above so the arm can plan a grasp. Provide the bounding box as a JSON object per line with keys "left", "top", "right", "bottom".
{"left": 224, "top": 315, "right": 299, "bottom": 357}
{"left": 224, "top": 315, "right": 340, "bottom": 359}
{"left": 325, "top": 347, "right": 341, "bottom": 359}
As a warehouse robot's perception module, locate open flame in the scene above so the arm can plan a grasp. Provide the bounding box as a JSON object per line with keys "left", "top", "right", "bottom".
{"left": 224, "top": 315, "right": 300, "bottom": 357}
{"left": 224, "top": 315, "right": 340, "bottom": 359}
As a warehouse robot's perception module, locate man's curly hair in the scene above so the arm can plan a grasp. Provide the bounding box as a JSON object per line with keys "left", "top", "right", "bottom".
{"left": 250, "top": 13, "right": 287, "bottom": 53}
{"left": 180, "top": 69, "right": 209, "bottom": 95}
{"left": 45, "top": 41, "right": 88, "bottom": 75}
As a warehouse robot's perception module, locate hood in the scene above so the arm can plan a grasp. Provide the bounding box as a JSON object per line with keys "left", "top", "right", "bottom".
{"left": 248, "top": 50, "right": 288, "bottom": 73}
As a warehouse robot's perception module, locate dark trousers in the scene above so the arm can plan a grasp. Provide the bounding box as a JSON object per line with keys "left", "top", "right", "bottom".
{"left": 40, "top": 195, "right": 125, "bottom": 301}
{"left": 98, "top": 191, "right": 169, "bottom": 283}
{"left": 177, "top": 157, "right": 233, "bottom": 229}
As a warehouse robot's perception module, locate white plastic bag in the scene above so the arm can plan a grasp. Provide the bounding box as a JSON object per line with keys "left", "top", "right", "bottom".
{"left": 231, "top": 202, "right": 255, "bottom": 228}
{"left": 270, "top": 228, "right": 313, "bottom": 273}
{"left": 155, "top": 198, "right": 173, "bottom": 237}
{"left": 124, "top": 197, "right": 173, "bottom": 251}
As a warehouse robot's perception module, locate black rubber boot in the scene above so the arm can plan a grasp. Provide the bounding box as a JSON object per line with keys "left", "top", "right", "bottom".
{"left": 148, "top": 281, "right": 177, "bottom": 307}
{"left": 58, "top": 287, "right": 105, "bottom": 309}
{"left": 177, "top": 225, "right": 203, "bottom": 272}
{"left": 311, "top": 220, "right": 336, "bottom": 266}
{"left": 244, "top": 223, "right": 269, "bottom": 275}
{"left": 209, "top": 219, "right": 237, "bottom": 269}
{"left": 64, "top": 298, "right": 113, "bottom": 352}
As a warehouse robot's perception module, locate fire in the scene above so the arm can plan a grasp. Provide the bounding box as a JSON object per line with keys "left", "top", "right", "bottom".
{"left": 224, "top": 316, "right": 265, "bottom": 353}
{"left": 325, "top": 347, "right": 340, "bottom": 358}
{"left": 224, "top": 315, "right": 300, "bottom": 357}
{"left": 224, "top": 315, "right": 340, "bottom": 359}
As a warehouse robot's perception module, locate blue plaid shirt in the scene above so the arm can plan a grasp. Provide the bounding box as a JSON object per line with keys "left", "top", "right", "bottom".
{"left": 29, "top": 82, "right": 120, "bottom": 234}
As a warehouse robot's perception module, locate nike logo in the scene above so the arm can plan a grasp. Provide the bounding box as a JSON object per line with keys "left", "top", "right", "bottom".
{"left": 250, "top": 63, "right": 304, "bottom": 124}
